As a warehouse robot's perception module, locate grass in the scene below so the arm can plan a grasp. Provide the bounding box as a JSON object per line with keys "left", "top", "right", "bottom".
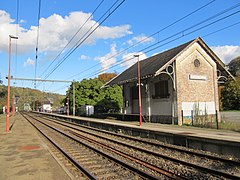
{"left": 192, "top": 121, "right": 240, "bottom": 131}
{"left": 221, "top": 110, "right": 240, "bottom": 112}
{"left": 219, "top": 121, "right": 240, "bottom": 131}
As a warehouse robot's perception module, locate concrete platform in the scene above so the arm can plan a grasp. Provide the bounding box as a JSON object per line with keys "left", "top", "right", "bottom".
{"left": 0, "top": 114, "right": 70, "bottom": 180}
{"left": 42, "top": 112, "right": 240, "bottom": 159}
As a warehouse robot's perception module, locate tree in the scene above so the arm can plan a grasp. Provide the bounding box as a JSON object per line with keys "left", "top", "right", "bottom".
{"left": 67, "top": 78, "right": 105, "bottom": 113}
{"left": 66, "top": 77, "right": 123, "bottom": 114}
{"left": 96, "top": 85, "right": 123, "bottom": 113}
{"left": 228, "top": 56, "right": 240, "bottom": 77}
{"left": 98, "top": 73, "right": 117, "bottom": 83}
{"left": 221, "top": 77, "right": 240, "bottom": 110}
{"left": 31, "top": 100, "right": 42, "bottom": 111}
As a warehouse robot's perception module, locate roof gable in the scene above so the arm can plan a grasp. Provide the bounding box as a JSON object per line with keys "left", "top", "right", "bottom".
{"left": 106, "top": 39, "right": 194, "bottom": 86}
{"left": 105, "top": 37, "right": 234, "bottom": 86}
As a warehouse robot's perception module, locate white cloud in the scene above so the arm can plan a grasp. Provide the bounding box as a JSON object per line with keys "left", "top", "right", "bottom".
{"left": 126, "top": 34, "right": 154, "bottom": 46}
{"left": 24, "top": 57, "right": 35, "bottom": 67}
{"left": 121, "top": 52, "right": 147, "bottom": 68}
{"left": 211, "top": 45, "right": 240, "bottom": 64}
{"left": 0, "top": 10, "right": 14, "bottom": 24}
{"left": 0, "top": 10, "right": 132, "bottom": 54}
{"left": 80, "top": 54, "right": 90, "bottom": 60}
{"left": 95, "top": 44, "right": 118, "bottom": 71}
{"left": 94, "top": 44, "right": 148, "bottom": 71}
{"left": 19, "top": 19, "right": 26, "bottom": 23}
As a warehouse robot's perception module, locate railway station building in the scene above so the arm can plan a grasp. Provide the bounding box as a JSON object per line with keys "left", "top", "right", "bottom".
{"left": 105, "top": 37, "right": 234, "bottom": 125}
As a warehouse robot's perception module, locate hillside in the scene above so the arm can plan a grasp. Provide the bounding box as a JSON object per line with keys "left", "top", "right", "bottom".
{"left": 0, "top": 85, "right": 65, "bottom": 111}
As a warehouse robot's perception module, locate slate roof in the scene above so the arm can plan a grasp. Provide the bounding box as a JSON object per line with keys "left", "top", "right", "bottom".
{"left": 106, "top": 39, "right": 194, "bottom": 86}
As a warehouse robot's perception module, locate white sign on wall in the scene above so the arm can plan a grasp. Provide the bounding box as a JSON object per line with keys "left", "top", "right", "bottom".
{"left": 182, "top": 101, "right": 216, "bottom": 116}
{"left": 189, "top": 74, "right": 208, "bottom": 81}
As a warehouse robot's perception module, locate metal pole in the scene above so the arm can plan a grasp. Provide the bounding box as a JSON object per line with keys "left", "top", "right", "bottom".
{"left": 191, "top": 110, "right": 194, "bottom": 126}
{"left": 6, "top": 35, "right": 18, "bottom": 132}
{"left": 135, "top": 55, "right": 142, "bottom": 126}
{"left": 12, "top": 95, "right": 15, "bottom": 116}
{"left": 67, "top": 97, "right": 69, "bottom": 116}
{"left": 181, "top": 110, "right": 184, "bottom": 125}
{"left": 9, "top": 77, "right": 72, "bottom": 83}
{"left": 6, "top": 37, "right": 12, "bottom": 132}
{"left": 73, "top": 81, "right": 75, "bottom": 116}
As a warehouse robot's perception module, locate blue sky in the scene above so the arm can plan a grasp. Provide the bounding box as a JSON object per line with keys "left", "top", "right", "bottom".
{"left": 0, "top": 0, "right": 240, "bottom": 94}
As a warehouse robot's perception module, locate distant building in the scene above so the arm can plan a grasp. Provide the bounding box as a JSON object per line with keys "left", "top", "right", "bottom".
{"left": 57, "top": 106, "right": 66, "bottom": 114}
{"left": 2, "top": 106, "right": 6, "bottom": 114}
{"left": 105, "top": 37, "right": 234, "bottom": 125}
{"left": 42, "top": 101, "right": 52, "bottom": 113}
{"left": 80, "top": 105, "right": 94, "bottom": 116}
{"left": 24, "top": 103, "right": 31, "bottom": 111}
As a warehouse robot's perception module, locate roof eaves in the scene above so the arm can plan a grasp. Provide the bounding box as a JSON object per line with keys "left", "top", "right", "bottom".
{"left": 197, "top": 37, "right": 235, "bottom": 80}
{"left": 104, "top": 60, "right": 138, "bottom": 87}
{"left": 155, "top": 38, "right": 196, "bottom": 76}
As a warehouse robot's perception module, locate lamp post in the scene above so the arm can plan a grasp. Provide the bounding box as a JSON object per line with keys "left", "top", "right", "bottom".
{"left": 73, "top": 81, "right": 75, "bottom": 116}
{"left": 6, "top": 35, "right": 18, "bottom": 132}
{"left": 134, "top": 54, "right": 142, "bottom": 126}
{"left": 12, "top": 95, "right": 15, "bottom": 116}
{"left": 66, "top": 96, "right": 69, "bottom": 116}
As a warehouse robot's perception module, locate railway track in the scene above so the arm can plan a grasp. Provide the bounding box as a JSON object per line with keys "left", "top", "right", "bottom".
{"left": 23, "top": 112, "right": 240, "bottom": 179}
{"left": 39, "top": 113, "right": 240, "bottom": 178}
{"left": 21, "top": 112, "right": 182, "bottom": 179}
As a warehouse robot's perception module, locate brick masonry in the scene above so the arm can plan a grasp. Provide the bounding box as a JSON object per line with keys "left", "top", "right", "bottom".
{"left": 175, "top": 42, "right": 219, "bottom": 125}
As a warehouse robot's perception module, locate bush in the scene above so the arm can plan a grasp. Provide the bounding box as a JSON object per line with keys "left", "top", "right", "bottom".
{"left": 221, "top": 77, "right": 240, "bottom": 110}
{"left": 0, "top": 105, "right": 3, "bottom": 114}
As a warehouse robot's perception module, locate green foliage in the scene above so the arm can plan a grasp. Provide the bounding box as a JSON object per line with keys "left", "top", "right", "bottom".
{"left": 67, "top": 78, "right": 123, "bottom": 114}
{"left": 0, "top": 86, "right": 7, "bottom": 108}
{"left": 0, "top": 88, "right": 7, "bottom": 98}
{"left": 0, "top": 85, "right": 64, "bottom": 111}
{"left": 228, "top": 56, "right": 240, "bottom": 77}
{"left": 96, "top": 85, "right": 123, "bottom": 113}
{"left": 221, "top": 77, "right": 240, "bottom": 110}
{"left": 67, "top": 78, "right": 104, "bottom": 107}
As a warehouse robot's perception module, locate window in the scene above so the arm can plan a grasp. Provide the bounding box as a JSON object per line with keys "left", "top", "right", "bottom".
{"left": 131, "top": 85, "right": 146, "bottom": 99}
{"left": 154, "top": 80, "right": 169, "bottom": 98}
{"left": 194, "top": 59, "right": 200, "bottom": 67}
{"left": 131, "top": 86, "right": 138, "bottom": 99}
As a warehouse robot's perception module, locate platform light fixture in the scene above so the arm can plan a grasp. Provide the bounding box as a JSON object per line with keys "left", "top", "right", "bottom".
{"left": 134, "top": 54, "right": 142, "bottom": 126}
{"left": 6, "top": 35, "right": 18, "bottom": 132}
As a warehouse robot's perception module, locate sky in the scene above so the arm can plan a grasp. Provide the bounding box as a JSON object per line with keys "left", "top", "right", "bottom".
{"left": 0, "top": 0, "right": 240, "bottom": 95}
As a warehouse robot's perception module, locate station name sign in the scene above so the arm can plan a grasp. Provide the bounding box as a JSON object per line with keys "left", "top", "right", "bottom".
{"left": 189, "top": 74, "right": 207, "bottom": 81}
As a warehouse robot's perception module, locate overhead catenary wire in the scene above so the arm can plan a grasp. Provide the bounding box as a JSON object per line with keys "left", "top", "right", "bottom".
{"left": 43, "top": 0, "right": 125, "bottom": 80}
{"left": 35, "top": 0, "right": 42, "bottom": 88}
{"left": 14, "top": 0, "right": 19, "bottom": 86}
{"left": 46, "top": 18, "right": 240, "bottom": 97}
{"left": 42, "top": 0, "right": 125, "bottom": 80}
{"left": 66, "top": 0, "right": 217, "bottom": 81}
{"left": 27, "top": 1, "right": 240, "bottom": 95}
{"left": 90, "top": 21, "right": 240, "bottom": 80}
{"left": 202, "top": 20, "right": 240, "bottom": 38}
{"left": 68, "top": 4, "right": 240, "bottom": 81}
{"left": 81, "top": 7, "right": 240, "bottom": 80}
{"left": 39, "top": 0, "right": 106, "bottom": 79}
{"left": 40, "top": 0, "right": 215, "bottom": 93}
{"left": 66, "top": 1, "right": 240, "bottom": 81}
{"left": 46, "top": 19, "right": 240, "bottom": 95}
{"left": 144, "top": 9, "right": 240, "bottom": 55}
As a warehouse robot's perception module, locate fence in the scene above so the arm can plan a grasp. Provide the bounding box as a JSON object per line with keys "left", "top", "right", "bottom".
{"left": 219, "top": 111, "right": 240, "bottom": 131}
{"left": 182, "top": 110, "right": 218, "bottom": 129}
{"left": 182, "top": 110, "right": 240, "bottom": 131}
